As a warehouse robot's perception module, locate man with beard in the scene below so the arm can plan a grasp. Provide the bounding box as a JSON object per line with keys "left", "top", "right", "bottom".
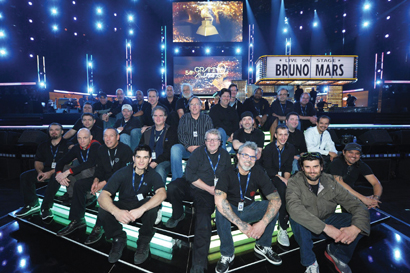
{"left": 176, "top": 83, "right": 194, "bottom": 118}
{"left": 261, "top": 125, "right": 295, "bottom": 247}
{"left": 15, "top": 123, "right": 68, "bottom": 217}
{"left": 114, "top": 104, "right": 142, "bottom": 152}
{"left": 228, "top": 83, "right": 243, "bottom": 118}
{"left": 159, "top": 85, "right": 178, "bottom": 114}
{"left": 232, "top": 111, "right": 265, "bottom": 160}
{"left": 67, "top": 113, "right": 103, "bottom": 148}
{"left": 102, "top": 88, "right": 133, "bottom": 122}
{"left": 286, "top": 152, "right": 370, "bottom": 273}
{"left": 329, "top": 143, "right": 382, "bottom": 209}
{"left": 293, "top": 93, "right": 317, "bottom": 131}
{"left": 285, "top": 112, "right": 307, "bottom": 173}
{"left": 214, "top": 141, "right": 282, "bottom": 273}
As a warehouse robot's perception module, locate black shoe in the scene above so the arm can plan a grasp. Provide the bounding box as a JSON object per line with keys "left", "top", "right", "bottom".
{"left": 134, "top": 243, "right": 150, "bottom": 264}
{"left": 254, "top": 244, "right": 282, "bottom": 265}
{"left": 15, "top": 204, "right": 40, "bottom": 218}
{"left": 190, "top": 265, "right": 204, "bottom": 273}
{"left": 56, "top": 192, "right": 70, "bottom": 201}
{"left": 41, "top": 209, "right": 54, "bottom": 221}
{"left": 164, "top": 213, "right": 185, "bottom": 228}
{"left": 108, "top": 237, "right": 127, "bottom": 263}
{"left": 85, "top": 196, "right": 98, "bottom": 207}
{"left": 57, "top": 219, "right": 86, "bottom": 236}
{"left": 215, "top": 254, "right": 235, "bottom": 273}
{"left": 84, "top": 226, "right": 104, "bottom": 245}
{"left": 62, "top": 198, "right": 72, "bottom": 206}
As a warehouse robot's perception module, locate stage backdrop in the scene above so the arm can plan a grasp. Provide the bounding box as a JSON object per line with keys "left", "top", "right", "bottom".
{"left": 173, "top": 56, "right": 242, "bottom": 95}
{"left": 173, "top": 1, "right": 243, "bottom": 43}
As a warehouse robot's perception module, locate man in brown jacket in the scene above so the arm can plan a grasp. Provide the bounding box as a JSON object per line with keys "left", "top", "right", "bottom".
{"left": 286, "top": 152, "right": 370, "bottom": 273}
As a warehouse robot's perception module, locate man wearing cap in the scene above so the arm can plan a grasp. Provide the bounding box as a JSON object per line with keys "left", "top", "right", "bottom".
{"left": 114, "top": 104, "right": 142, "bottom": 152}
{"left": 93, "top": 92, "right": 113, "bottom": 117}
{"left": 232, "top": 111, "right": 265, "bottom": 160}
{"left": 102, "top": 88, "right": 133, "bottom": 122}
{"left": 328, "top": 143, "right": 382, "bottom": 209}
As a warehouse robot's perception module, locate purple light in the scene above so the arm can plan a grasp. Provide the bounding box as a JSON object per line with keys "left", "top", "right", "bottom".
{"left": 300, "top": 26, "right": 303, "bottom": 30}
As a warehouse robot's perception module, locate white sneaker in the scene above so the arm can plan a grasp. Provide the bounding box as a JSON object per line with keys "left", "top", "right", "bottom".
{"left": 277, "top": 227, "right": 290, "bottom": 247}
{"left": 155, "top": 208, "right": 162, "bottom": 225}
{"left": 305, "top": 260, "right": 319, "bottom": 273}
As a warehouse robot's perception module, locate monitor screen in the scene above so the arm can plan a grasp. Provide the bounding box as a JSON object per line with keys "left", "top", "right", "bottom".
{"left": 174, "top": 56, "right": 243, "bottom": 95}
{"left": 173, "top": 1, "right": 243, "bottom": 43}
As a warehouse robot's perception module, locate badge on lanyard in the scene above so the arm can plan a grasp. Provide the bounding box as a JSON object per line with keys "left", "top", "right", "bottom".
{"left": 193, "top": 131, "right": 198, "bottom": 137}
{"left": 214, "top": 177, "right": 219, "bottom": 186}
{"left": 51, "top": 162, "right": 56, "bottom": 169}
{"left": 238, "top": 201, "right": 244, "bottom": 211}
{"left": 151, "top": 152, "right": 156, "bottom": 160}
{"left": 137, "top": 194, "right": 144, "bottom": 201}
{"left": 278, "top": 171, "right": 282, "bottom": 177}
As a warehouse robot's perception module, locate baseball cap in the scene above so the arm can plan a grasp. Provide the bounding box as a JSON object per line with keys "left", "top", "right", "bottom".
{"left": 344, "top": 143, "right": 362, "bottom": 154}
{"left": 122, "top": 104, "right": 133, "bottom": 111}
{"left": 241, "top": 111, "right": 254, "bottom": 119}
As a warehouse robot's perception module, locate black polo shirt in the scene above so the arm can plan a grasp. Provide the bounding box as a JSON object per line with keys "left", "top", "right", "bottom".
{"left": 232, "top": 128, "right": 265, "bottom": 149}
{"left": 34, "top": 138, "right": 69, "bottom": 172}
{"left": 242, "top": 96, "right": 270, "bottom": 117}
{"left": 328, "top": 157, "right": 373, "bottom": 187}
{"left": 261, "top": 142, "right": 295, "bottom": 178}
{"left": 159, "top": 95, "right": 179, "bottom": 113}
{"left": 270, "top": 100, "right": 294, "bottom": 117}
{"left": 176, "top": 97, "right": 190, "bottom": 114}
{"left": 287, "top": 129, "right": 307, "bottom": 155}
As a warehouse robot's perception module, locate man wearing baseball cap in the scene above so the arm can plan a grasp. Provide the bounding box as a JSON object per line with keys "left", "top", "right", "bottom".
{"left": 113, "top": 104, "right": 142, "bottom": 151}
{"left": 328, "top": 143, "right": 383, "bottom": 209}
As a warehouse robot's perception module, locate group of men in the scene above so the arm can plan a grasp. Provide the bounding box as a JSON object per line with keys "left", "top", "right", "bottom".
{"left": 14, "top": 84, "right": 382, "bottom": 273}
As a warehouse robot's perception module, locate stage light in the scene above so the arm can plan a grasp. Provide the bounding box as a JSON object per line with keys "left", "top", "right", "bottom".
{"left": 28, "top": 2, "right": 32, "bottom": 5}
{"left": 88, "top": 87, "right": 93, "bottom": 93}
{"left": 128, "top": 91, "right": 132, "bottom": 96}
{"left": 88, "top": 62, "right": 92, "bottom": 67}
{"left": 128, "top": 15, "right": 134, "bottom": 22}
{"left": 299, "top": 26, "right": 303, "bottom": 30}
{"left": 395, "top": 233, "right": 401, "bottom": 242}
{"left": 363, "top": 21, "right": 369, "bottom": 27}
{"left": 300, "top": 11, "right": 303, "bottom": 14}
{"left": 72, "top": 1, "right": 76, "bottom": 4}
{"left": 387, "top": 51, "right": 391, "bottom": 54}
{"left": 0, "top": 13, "right": 2, "bottom": 19}
{"left": 236, "top": 48, "right": 241, "bottom": 53}
{"left": 250, "top": 43, "right": 253, "bottom": 47}
{"left": 161, "top": 68, "right": 165, "bottom": 74}
{"left": 205, "top": 48, "right": 210, "bottom": 54}
{"left": 114, "top": 13, "right": 117, "bottom": 16}
{"left": 17, "top": 245, "right": 23, "bottom": 253}
{"left": 51, "top": 8, "right": 58, "bottom": 15}
{"left": 286, "top": 41, "right": 291, "bottom": 46}
{"left": 114, "top": 27, "right": 117, "bottom": 32}
{"left": 74, "top": 32, "right": 77, "bottom": 36}
{"left": 283, "top": 28, "right": 288, "bottom": 33}
{"left": 73, "top": 17, "right": 77, "bottom": 21}
{"left": 342, "top": 29, "right": 346, "bottom": 33}
{"left": 30, "top": 37, "right": 34, "bottom": 41}
{"left": 343, "top": 13, "right": 346, "bottom": 17}
{"left": 248, "top": 67, "right": 253, "bottom": 72}
{"left": 386, "top": 16, "right": 390, "bottom": 20}
{"left": 96, "top": 22, "right": 103, "bottom": 30}
{"left": 324, "top": 87, "right": 329, "bottom": 92}
{"left": 363, "top": 3, "right": 371, "bottom": 10}
{"left": 129, "top": 29, "right": 134, "bottom": 35}
{"left": 0, "top": 30, "right": 4, "bottom": 38}
{"left": 394, "top": 249, "right": 401, "bottom": 261}
{"left": 313, "top": 22, "right": 318, "bottom": 27}
{"left": 127, "top": 67, "right": 131, "bottom": 72}
{"left": 127, "top": 42, "right": 131, "bottom": 47}
{"left": 96, "top": 7, "right": 103, "bottom": 15}
{"left": 19, "top": 259, "right": 26, "bottom": 268}
{"left": 161, "top": 44, "right": 165, "bottom": 49}
{"left": 385, "top": 34, "right": 389, "bottom": 38}
{"left": 0, "top": 49, "right": 6, "bottom": 56}
{"left": 39, "top": 82, "right": 45, "bottom": 87}
{"left": 52, "top": 25, "right": 58, "bottom": 31}
{"left": 192, "top": 49, "right": 195, "bottom": 53}
{"left": 29, "top": 19, "right": 33, "bottom": 23}
{"left": 29, "top": 54, "right": 33, "bottom": 57}
{"left": 175, "top": 48, "right": 179, "bottom": 53}
{"left": 221, "top": 50, "right": 224, "bottom": 53}
{"left": 161, "top": 92, "right": 166, "bottom": 96}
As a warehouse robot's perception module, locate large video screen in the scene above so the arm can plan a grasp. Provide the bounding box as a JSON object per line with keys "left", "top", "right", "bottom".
{"left": 174, "top": 56, "right": 242, "bottom": 95}
{"left": 173, "top": 1, "right": 243, "bottom": 43}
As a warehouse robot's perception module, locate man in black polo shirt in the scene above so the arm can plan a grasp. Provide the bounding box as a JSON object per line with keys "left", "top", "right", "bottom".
{"left": 98, "top": 144, "right": 166, "bottom": 264}
{"left": 285, "top": 112, "right": 307, "bottom": 173}
{"left": 132, "top": 90, "right": 150, "bottom": 120}
{"left": 242, "top": 88, "right": 274, "bottom": 135}
{"left": 114, "top": 104, "right": 142, "bottom": 152}
{"left": 40, "top": 128, "right": 101, "bottom": 221}
{"left": 261, "top": 125, "right": 295, "bottom": 247}
{"left": 67, "top": 113, "right": 103, "bottom": 148}
{"left": 215, "top": 141, "right": 282, "bottom": 273}
{"left": 270, "top": 88, "right": 294, "bottom": 126}
{"left": 329, "top": 143, "right": 382, "bottom": 209}
{"left": 93, "top": 92, "right": 113, "bottom": 120}
{"left": 159, "top": 85, "right": 178, "bottom": 114}
{"left": 232, "top": 111, "right": 265, "bottom": 160}
{"left": 57, "top": 128, "right": 133, "bottom": 238}
{"left": 141, "top": 88, "right": 167, "bottom": 129}
{"left": 294, "top": 93, "right": 317, "bottom": 131}
{"left": 176, "top": 83, "right": 193, "bottom": 118}
{"left": 15, "top": 123, "right": 68, "bottom": 218}
{"left": 228, "top": 83, "right": 243, "bottom": 119}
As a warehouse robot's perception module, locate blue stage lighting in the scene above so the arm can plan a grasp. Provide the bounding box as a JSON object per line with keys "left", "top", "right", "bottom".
{"left": 385, "top": 34, "right": 389, "bottom": 38}
{"left": 129, "top": 29, "right": 134, "bottom": 35}
{"left": 286, "top": 41, "right": 291, "bottom": 46}
{"left": 300, "top": 11, "right": 303, "bottom": 14}
{"left": 114, "top": 13, "right": 117, "bottom": 17}
{"left": 28, "top": 2, "right": 32, "bottom": 5}
{"left": 192, "top": 49, "right": 195, "bottom": 53}
{"left": 161, "top": 92, "right": 166, "bottom": 96}
{"left": 313, "top": 22, "right": 318, "bottom": 27}
{"left": 248, "top": 67, "right": 253, "bottom": 72}
{"left": 73, "top": 17, "right": 77, "bottom": 21}
{"left": 250, "top": 43, "right": 253, "bottom": 47}
{"left": 114, "top": 27, "right": 117, "bottom": 32}
{"left": 161, "top": 44, "right": 165, "bottom": 49}
{"left": 88, "top": 62, "right": 92, "bottom": 67}
{"left": 39, "top": 82, "right": 45, "bottom": 87}
{"left": 127, "top": 42, "right": 131, "bottom": 47}
{"left": 161, "top": 68, "right": 165, "bottom": 74}
{"left": 363, "top": 21, "right": 369, "bottom": 27}
{"left": 96, "top": 7, "right": 102, "bottom": 15}
{"left": 283, "top": 28, "right": 288, "bottom": 33}
{"left": 72, "top": 1, "right": 76, "bottom": 4}
{"left": 299, "top": 26, "right": 303, "bottom": 30}
{"left": 236, "top": 48, "right": 241, "bottom": 53}
{"left": 96, "top": 22, "right": 103, "bottom": 30}
{"left": 29, "top": 19, "right": 33, "bottom": 23}
{"left": 205, "top": 48, "right": 210, "bottom": 54}
{"left": 0, "top": 13, "right": 2, "bottom": 19}
{"left": 128, "top": 15, "right": 134, "bottom": 22}
{"left": 386, "top": 16, "right": 390, "bottom": 20}
{"left": 324, "top": 87, "right": 329, "bottom": 92}
{"left": 0, "top": 48, "right": 6, "bottom": 56}
{"left": 30, "top": 37, "right": 34, "bottom": 41}
{"left": 51, "top": 8, "right": 58, "bottom": 15}
{"left": 343, "top": 13, "right": 346, "bottom": 17}
{"left": 19, "top": 259, "right": 26, "bottom": 268}
{"left": 52, "top": 25, "right": 58, "bottom": 31}
{"left": 342, "top": 29, "right": 346, "bottom": 33}
{"left": 29, "top": 54, "right": 33, "bottom": 58}
{"left": 88, "top": 87, "right": 93, "bottom": 93}
{"left": 127, "top": 67, "right": 132, "bottom": 72}
{"left": 74, "top": 32, "right": 77, "bottom": 36}
{"left": 128, "top": 91, "right": 132, "bottom": 96}
{"left": 175, "top": 48, "right": 179, "bottom": 53}
{"left": 0, "top": 30, "right": 5, "bottom": 38}
{"left": 363, "top": 3, "right": 371, "bottom": 10}
{"left": 387, "top": 51, "right": 391, "bottom": 54}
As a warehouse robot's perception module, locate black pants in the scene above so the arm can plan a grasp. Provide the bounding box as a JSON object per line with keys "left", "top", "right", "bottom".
{"left": 191, "top": 188, "right": 215, "bottom": 269}
{"left": 20, "top": 169, "right": 47, "bottom": 207}
{"left": 272, "top": 176, "right": 288, "bottom": 230}
{"left": 98, "top": 198, "right": 159, "bottom": 245}
{"left": 68, "top": 177, "right": 94, "bottom": 221}
{"left": 166, "top": 178, "right": 193, "bottom": 220}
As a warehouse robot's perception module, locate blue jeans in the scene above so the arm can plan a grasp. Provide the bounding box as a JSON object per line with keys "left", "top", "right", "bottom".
{"left": 154, "top": 161, "right": 171, "bottom": 184}
{"left": 170, "top": 144, "right": 192, "bottom": 180}
{"left": 216, "top": 201, "right": 278, "bottom": 257}
{"left": 120, "top": 128, "right": 142, "bottom": 152}
{"left": 217, "top": 127, "right": 228, "bottom": 150}
{"left": 292, "top": 158, "right": 299, "bottom": 174}
{"left": 290, "top": 213, "right": 363, "bottom": 267}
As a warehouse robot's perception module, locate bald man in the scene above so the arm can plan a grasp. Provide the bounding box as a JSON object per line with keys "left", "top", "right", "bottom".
{"left": 40, "top": 128, "right": 101, "bottom": 221}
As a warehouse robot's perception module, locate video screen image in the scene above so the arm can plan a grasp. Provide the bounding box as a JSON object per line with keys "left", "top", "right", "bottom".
{"left": 173, "top": 1, "right": 243, "bottom": 43}
{"left": 174, "top": 56, "right": 243, "bottom": 95}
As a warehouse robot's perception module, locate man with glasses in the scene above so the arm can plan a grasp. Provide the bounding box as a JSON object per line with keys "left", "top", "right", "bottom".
{"left": 328, "top": 143, "right": 382, "bottom": 209}
{"left": 215, "top": 141, "right": 282, "bottom": 273}
{"left": 286, "top": 152, "right": 370, "bottom": 273}
{"left": 261, "top": 124, "right": 295, "bottom": 247}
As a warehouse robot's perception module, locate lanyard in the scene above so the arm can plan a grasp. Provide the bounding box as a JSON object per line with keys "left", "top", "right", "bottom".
{"left": 205, "top": 147, "right": 220, "bottom": 178}
{"left": 136, "top": 103, "right": 143, "bottom": 112}
{"left": 108, "top": 148, "right": 117, "bottom": 168}
{"left": 300, "top": 105, "right": 307, "bottom": 116}
{"left": 122, "top": 118, "right": 128, "bottom": 127}
{"left": 238, "top": 172, "right": 251, "bottom": 201}
{"left": 132, "top": 170, "right": 144, "bottom": 195}
{"left": 276, "top": 144, "right": 285, "bottom": 171}
{"left": 154, "top": 129, "right": 165, "bottom": 143}
{"left": 80, "top": 148, "right": 90, "bottom": 162}
{"left": 280, "top": 103, "right": 287, "bottom": 115}
{"left": 50, "top": 144, "right": 59, "bottom": 161}
{"left": 319, "top": 133, "right": 324, "bottom": 149}
{"left": 184, "top": 99, "right": 189, "bottom": 111}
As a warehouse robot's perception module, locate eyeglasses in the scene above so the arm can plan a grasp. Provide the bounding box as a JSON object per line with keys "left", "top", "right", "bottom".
{"left": 206, "top": 138, "right": 220, "bottom": 143}
{"left": 239, "top": 153, "right": 257, "bottom": 161}
{"left": 189, "top": 103, "right": 201, "bottom": 106}
{"left": 300, "top": 152, "right": 322, "bottom": 158}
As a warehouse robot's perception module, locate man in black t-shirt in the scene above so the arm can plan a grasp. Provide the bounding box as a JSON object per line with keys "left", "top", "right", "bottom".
{"left": 328, "top": 143, "right": 382, "bottom": 209}
{"left": 346, "top": 94, "right": 357, "bottom": 107}
{"left": 93, "top": 92, "right": 113, "bottom": 118}
{"left": 285, "top": 112, "right": 307, "bottom": 173}
{"left": 98, "top": 145, "right": 166, "bottom": 264}
{"left": 159, "top": 85, "right": 178, "bottom": 114}
{"left": 214, "top": 141, "right": 282, "bottom": 273}
{"left": 67, "top": 113, "right": 103, "bottom": 148}
{"left": 293, "top": 93, "right": 317, "bottom": 131}
{"left": 242, "top": 88, "right": 274, "bottom": 134}
{"left": 15, "top": 123, "right": 69, "bottom": 218}
{"left": 176, "top": 83, "right": 193, "bottom": 118}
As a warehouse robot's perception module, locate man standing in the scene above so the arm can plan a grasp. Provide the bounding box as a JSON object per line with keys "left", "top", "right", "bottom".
{"left": 232, "top": 111, "right": 265, "bottom": 160}
{"left": 309, "top": 88, "right": 317, "bottom": 106}
{"left": 15, "top": 123, "right": 68, "bottom": 217}
{"left": 170, "top": 96, "right": 213, "bottom": 180}
{"left": 270, "top": 88, "right": 294, "bottom": 125}
{"left": 63, "top": 102, "right": 103, "bottom": 140}
{"left": 242, "top": 88, "right": 273, "bottom": 133}
{"left": 40, "top": 128, "right": 101, "bottom": 221}
{"left": 294, "top": 85, "right": 303, "bottom": 103}
{"left": 114, "top": 104, "right": 142, "bottom": 152}
{"left": 56, "top": 128, "right": 133, "bottom": 240}
{"left": 176, "top": 83, "right": 194, "bottom": 118}
{"left": 304, "top": 115, "right": 337, "bottom": 170}
{"left": 214, "top": 142, "right": 282, "bottom": 273}
{"left": 98, "top": 145, "right": 166, "bottom": 264}
{"left": 159, "top": 85, "right": 178, "bottom": 114}
{"left": 285, "top": 112, "right": 307, "bottom": 173}
{"left": 209, "top": 88, "right": 239, "bottom": 150}
{"left": 261, "top": 125, "right": 295, "bottom": 247}
{"left": 346, "top": 94, "right": 357, "bottom": 107}
{"left": 294, "top": 93, "right": 317, "bottom": 131}
{"left": 329, "top": 143, "right": 382, "bottom": 209}
{"left": 286, "top": 152, "right": 370, "bottom": 273}
{"left": 102, "top": 88, "right": 133, "bottom": 122}
{"left": 228, "top": 83, "right": 243, "bottom": 118}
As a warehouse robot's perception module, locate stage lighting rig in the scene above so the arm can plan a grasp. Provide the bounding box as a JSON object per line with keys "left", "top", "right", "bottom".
{"left": 51, "top": 8, "right": 58, "bottom": 16}
{"left": 236, "top": 48, "right": 241, "bottom": 54}
{"left": 128, "top": 15, "right": 134, "bottom": 22}
{"left": 363, "top": 3, "right": 371, "bottom": 10}
{"left": 52, "top": 25, "right": 58, "bottom": 31}
{"left": 0, "top": 48, "right": 6, "bottom": 56}
{"left": 96, "top": 7, "right": 103, "bottom": 15}
{"left": 0, "top": 30, "right": 4, "bottom": 38}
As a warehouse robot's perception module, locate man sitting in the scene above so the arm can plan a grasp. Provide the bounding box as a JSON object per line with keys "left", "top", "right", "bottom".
{"left": 285, "top": 112, "right": 307, "bottom": 173}
{"left": 215, "top": 141, "right": 282, "bottom": 273}
{"left": 114, "top": 104, "right": 142, "bottom": 152}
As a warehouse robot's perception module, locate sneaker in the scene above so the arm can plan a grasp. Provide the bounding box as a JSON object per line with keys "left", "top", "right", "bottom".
{"left": 215, "top": 254, "right": 235, "bottom": 273}
{"left": 84, "top": 226, "right": 104, "bottom": 245}
{"left": 134, "top": 243, "right": 150, "bottom": 264}
{"left": 254, "top": 244, "right": 282, "bottom": 265}
{"left": 15, "top": 204, "right": 40, "bottom": 218}
{"left": 165, "top": 213, "right": 185, "bottom": 228}
{"left": 155, "top": 208, "right": 162, "bottom": 225}
{"left": 305, "top": 260, "right": 319, "bottom": 273}
{"left": 56, "top": 192, "right": 70, "bottom": 201}
{"left": 324, "top": 245, "right": 352, "bottom": 273}
{"left": 41, "top": 209, "right": 54, "bottom": 221}
{"left": 190, "top": 265, "right": 204, "bottom": 273}
{"left": 278, "top": 227, "right": 290, "bottom": 247}
{"left": 108, "top": 237, "right": 127, "bottom": 263}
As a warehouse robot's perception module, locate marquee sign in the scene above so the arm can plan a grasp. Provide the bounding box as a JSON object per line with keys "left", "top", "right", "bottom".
{"left": 255, "top": 55, "right": 358, "bottom": 85}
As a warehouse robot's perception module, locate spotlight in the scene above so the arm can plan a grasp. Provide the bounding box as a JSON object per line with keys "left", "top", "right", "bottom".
{"left": 96, "top": 7, "right": 102, "bottom": 15}
{"left": 221, "top": 50, "right": 224, "bottom": 53}
{"left": 248, "top": 67, "right": 253, "bottom": 72}
{"left": 161, "top": 68, "right": 165, "bottom": 74}
{"left": 192, "top": 49, "right": 195, "bottom": 53}
{"left": 30, "top": 37, "right": 34, "bottom": 41}
{"left": 127, "top": 67, "right": 132, "bottom": 72}
{"left": 52, "top": 25, "right": 58, "bottom": 31}
{"left": 128, "top": 15, "right": 134, "bottom": 22}
{"left": 17, "top": 245, "right": 23, "bottom": 254}
{"left": 88, "top": 62, "right": 93, "bottom": 68}
{"left": 300, "top": 11, "right": 303, "bottom": 14}
{"left": 39, "top": 82, "right": 45, "bottom": 87}
{"left": 161, "top": 44, "right": 165, "bottom": 49}
{"left": 386, "top": 51, "right": 391, "bottom": 54}
{"left": 114, "top": 27, "right": 117, "bottom": 32}
{"left": 28, "top": 2, "right": 32, "bottom": 5}
{"left": 299, "top": 26, "right": 303, "bottom": 30}
{"left": 386, "top": 16, "right": 390, "bottom": 20}
{"left": 128, "top": 91, "right": 132, "bottom": 96}
{"left": 236, "top": 48, "right": 241, "bottom": 53}
{"left": 0, "top": 48, "right": 6, "bottom": 56}
{"left": 96, "top": 22, "right": 103, "bottom": 29}
{"left": 29, "top": 54, "right": 33, "bottom": 57}
{"left": 286, "top": 42, "right": 291, "bottom": 46}
{"left": 283, "top": 28, "right": 288, "bottom": 33}
{"left": 114, "top": 13, "right": 117, "bottom": 16}
{"left": 19, "top": 259, "right": 26, "bottom": 268}
{"left": 250, "top": 43, "right": 253, "bottom": 47}
{"left": 161, "top": 92, "right": 166, "bottom": 96}
{"left": 363, "top": 21, "right": 369, "bottom": 27}
{"left": 129, "top": 29, "right": 134, "bottom": 35}
{"left": 51, "top": 8, "right": 57, "bottom": 15}
{"left": 127, "top": 42, "right": 131, "bottom": 47}
{"left": 324, "top": 87, "right": 329, "bottom": 92}
{"left": 342, "top": 29, "right": 346, "bottom": 33}
{"left": 205, "top": 48, "right": 210, "bottom": 54}
{"left": 363, "top": 3, "right": 371, "bottom": 10}
{"left": 88, "top": 87, "right": 93, "bottom": 93}
{"left": 343, "top": 13, "right": 346, "bottom": 17}
{"left": 73, "top": 17, "right": 77, "bottom": 21}
{"left": 72, "top": 1, "right": 76, "bottom": 4}
{"left": 0, "top": 31, "right": 4, "bottom": 38}
{"left": 313, "top": 22, "right": 318, "bottom": 27}
{"left": 74, "top": 32, "right": 77, "bottom": 36}
{"left": 175, "top": 48, "right": 179, "bottom": 53}
{"left": 385, "top": 34, "right": 389, "bottom": 38}
{"left": 29, "top": 19, "right": 33, "bottom": 23}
